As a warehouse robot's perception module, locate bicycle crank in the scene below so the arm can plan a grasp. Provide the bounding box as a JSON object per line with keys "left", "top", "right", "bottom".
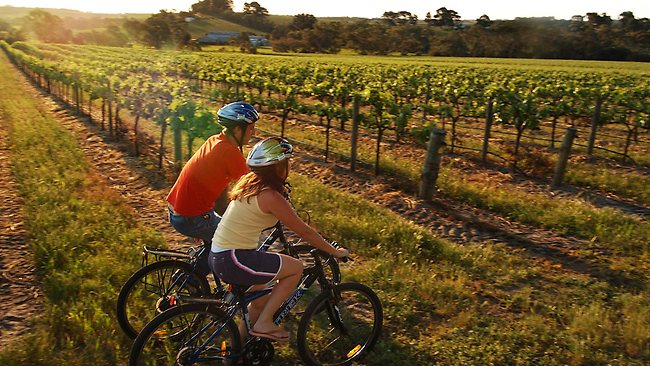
{"left": 243, "top": 338, "right": 274, "bottom": 366}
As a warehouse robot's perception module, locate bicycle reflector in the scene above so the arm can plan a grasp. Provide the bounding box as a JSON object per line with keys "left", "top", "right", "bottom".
{"left": 153, "top": 329, "right": 168, "bottom": 337}
{"left": 347, "top": 344, "right": 362, "bottom": 358}
{"left": 169, "top": 295, "right": 176, "bottom": 306}
{"left": 221, "top": 341, "right": 228, "bottom": 356}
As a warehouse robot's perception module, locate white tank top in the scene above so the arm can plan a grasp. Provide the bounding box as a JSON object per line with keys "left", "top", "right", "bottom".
{"left": 211, "top": 195, "right": 278, "bottom": 252}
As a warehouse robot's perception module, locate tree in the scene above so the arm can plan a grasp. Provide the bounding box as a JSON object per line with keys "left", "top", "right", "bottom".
{"left": 191, "top": 0, "right": 233, "bottom": 15}
{"left": 586, "top": 12, "right": 612, "bottom": 27}
{"left": 476, "top": 14, "right": 492, "bottom": 28}
{"left": 388, "top": 25, "right": 428, "bottom": 55}
{"left": 125, "top": 11, "right": 192, "bottom": 49}
{"left": 424, "top": 12, "right": 434, "bottom": 26}
{"left": 381, "top": 11, "right": 398, "bottom": 26}
{"left": 619, "top": 11, "right": 637, "bottom": 32}
{"left": 291, "top": 13, "right": 317, "bottom": 31}
{"left": 0, "top": 20, "right": 26, "bottom": 43}
{"left": 381, "top": 11, "right": 417, "bottom": 26}
{"left": 24, "top": 10, "right": 72, "bottom": 43}
{"left": 273, "top": 21, "right": 342, "bottom": 53}
{"left": 240, "top": 1, "right": 271, "bottom": 31}
{"left": 344, "top": 21, "right": 391, "bottom": 55}
{"left": 243, "top": 2, "right": 269, "bottom": 17}
{"left": 396, "top": 11, "right": 418, "bottom": 25}
{"left": 303, "top": 22, "right": 342, "bottom": 53}
{"left": 434, "top": 7, "right": 461, "bottom": 27}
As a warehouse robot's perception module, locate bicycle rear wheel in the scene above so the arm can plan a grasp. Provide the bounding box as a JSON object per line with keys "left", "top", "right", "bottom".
{"left": 117, "top": 260, "right": 210, "bottom": 338}
{"left": 129, "top": 303, "right": 241, "bottom": 366}
{"left": 297, "top": 282, "right": 383, "bottom": 366}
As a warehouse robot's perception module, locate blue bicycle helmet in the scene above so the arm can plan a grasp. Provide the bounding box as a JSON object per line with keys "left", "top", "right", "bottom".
{"left": 217, "top": 102, "right": 259, "bottom": 128}
{"left": 217, "top": 101, "right": 259, "bottom": 150}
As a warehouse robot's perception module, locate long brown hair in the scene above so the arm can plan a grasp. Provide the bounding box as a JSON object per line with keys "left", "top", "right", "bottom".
{"left": 229, "top": 160, "right": 288, "bottom": 202}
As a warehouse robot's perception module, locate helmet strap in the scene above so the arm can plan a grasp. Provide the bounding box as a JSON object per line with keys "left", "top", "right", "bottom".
{"left": 224, "top": 125, "right": 245, "bottom": 152}
{"left": 237, "top": 125, "right": 247, "bottom": 152}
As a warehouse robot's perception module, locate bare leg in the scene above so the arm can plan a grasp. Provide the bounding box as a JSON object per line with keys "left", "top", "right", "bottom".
{"left": 239, "top": 291, "right": 268, "bottom": 342}
{"left": 250, "top": 254, "right": 303, "bottom": 338}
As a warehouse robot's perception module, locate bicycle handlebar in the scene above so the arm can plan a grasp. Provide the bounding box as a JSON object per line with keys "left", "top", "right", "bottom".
{"left": 310, "top": 247, "right": 351, "bottom": 263}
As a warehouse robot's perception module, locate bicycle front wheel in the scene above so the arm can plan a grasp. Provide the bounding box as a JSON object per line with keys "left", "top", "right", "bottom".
{"left": 117, "top": 260, "right": 211, "bottom": 338}
{"left": 129, "top": 303, "right": 241, "bottom": 366}
{"left": 297, "top": 282, "right": 383, "bottom": 366}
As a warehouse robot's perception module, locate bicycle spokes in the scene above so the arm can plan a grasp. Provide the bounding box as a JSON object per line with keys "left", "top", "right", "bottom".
{"left": 298, "top": 282, "right": 382, "bottom": 366}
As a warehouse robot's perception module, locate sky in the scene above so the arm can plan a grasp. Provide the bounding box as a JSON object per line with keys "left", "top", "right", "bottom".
{"left": 0, "top": 0, "right": 648, "bottom": 20}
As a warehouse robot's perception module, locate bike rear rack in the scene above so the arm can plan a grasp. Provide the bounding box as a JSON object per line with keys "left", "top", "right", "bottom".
{"left": 141, "top": 245, "right": 194, "bottom": 267}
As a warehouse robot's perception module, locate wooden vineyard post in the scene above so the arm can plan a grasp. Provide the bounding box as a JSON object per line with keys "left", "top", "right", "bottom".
{"left": 552, "top": 127, "right": 577, "bottom": 187}
{"left": 418, "top": 128, "right": 446, "bottom": 201}
{"left": 587, "top": 96, "right": 601, "bottom": 156}
{"left": 350, "top": 95, "right": 360, "bottom": 172}
{"left": 173, "top": 125, "right": 183, "bottom": 168}
{"left": 481, "top": 98, "right": 493, "bottom": 164}
{"left": 107, "top": 81, "right": 114, "bottom": 136}
{"left": 74, "top": 83, "right": 80, "bottom": 116}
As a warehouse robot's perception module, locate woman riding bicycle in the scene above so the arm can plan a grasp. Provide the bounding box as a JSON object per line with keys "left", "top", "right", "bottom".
{"left": 209, "top": 136, "right": 348, "bottom": 342}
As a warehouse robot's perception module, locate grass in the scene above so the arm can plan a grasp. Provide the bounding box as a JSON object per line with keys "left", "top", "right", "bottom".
{"left": 566, "top": 161, "right": 650, "bottom": 206}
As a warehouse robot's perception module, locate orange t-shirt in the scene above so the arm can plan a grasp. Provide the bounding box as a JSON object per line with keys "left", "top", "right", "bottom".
{"left": 166, "top": 133, "right": 247, "bottom": 217}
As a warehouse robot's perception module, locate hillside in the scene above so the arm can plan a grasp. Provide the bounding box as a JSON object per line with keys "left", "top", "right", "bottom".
{"left": 1, "top": 6, "right": 370, "bottom": 36}
{"left": 0, "top": 6, "right": 148, "bottom": 25}
{"left": 186, "top": 15, "right": 265, "bottom": 37}
{"left": 1, "top": 6, "right": 273, "bottom": 37}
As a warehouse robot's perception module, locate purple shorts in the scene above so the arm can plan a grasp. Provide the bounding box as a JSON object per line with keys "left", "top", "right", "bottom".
{"left": 209, "top": 249, "right": 282, "bottom": 286}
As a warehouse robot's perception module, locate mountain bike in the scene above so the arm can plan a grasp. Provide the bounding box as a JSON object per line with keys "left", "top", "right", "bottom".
{"left": 129, "top": 247, "right": 382, "bottom": 366}
{"left": 116, "top": 222, "right": 342, "bottom": 339}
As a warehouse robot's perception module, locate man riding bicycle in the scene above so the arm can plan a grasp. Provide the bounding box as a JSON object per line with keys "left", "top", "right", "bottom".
{"left": 166, "top": 101, "right": 258, "bottom": 275}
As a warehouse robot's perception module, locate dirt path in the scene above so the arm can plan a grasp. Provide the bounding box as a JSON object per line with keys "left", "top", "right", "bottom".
{"left": 0, "top": 114, "right": 43, "bottom": 349}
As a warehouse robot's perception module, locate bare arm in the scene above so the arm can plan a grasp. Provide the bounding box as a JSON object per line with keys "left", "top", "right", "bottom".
{"left": 257, "top": 190, "right": 348, "bottom": 258}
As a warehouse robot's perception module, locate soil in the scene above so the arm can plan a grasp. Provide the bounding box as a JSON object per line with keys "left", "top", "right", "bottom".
{"left": 0, "top": 57, "right": 647, "bottom": 348}
{"left": 0, "top": 111, "right": 44, "bottom": 349}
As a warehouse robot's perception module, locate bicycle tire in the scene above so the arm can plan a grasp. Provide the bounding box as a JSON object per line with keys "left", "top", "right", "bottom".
{"left": 297, "top": 282, "right": 383, "bottom": 366}
{"left": 116, "top": 260, "right": 211, "bottom": 338}
{"left": 129, "top": 303, "right": 241, "bottom": 366}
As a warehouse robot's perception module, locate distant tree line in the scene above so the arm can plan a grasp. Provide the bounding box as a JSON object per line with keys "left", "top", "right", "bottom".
{"left": 1, "top": 1, "right": 649, "bottom": 61}
{"left": 272, "top": 8, "right": 650, "bottom": 61}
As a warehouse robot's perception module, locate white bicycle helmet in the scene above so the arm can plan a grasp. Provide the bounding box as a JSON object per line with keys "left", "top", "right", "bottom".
{"left": 247, "top": 137, "right": 293, "bottom": 168}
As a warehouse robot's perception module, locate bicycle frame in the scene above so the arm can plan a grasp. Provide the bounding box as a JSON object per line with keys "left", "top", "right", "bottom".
{"left": 144, "top": 222, "right": 289, "bottom": 303}
{"left": 175, "top": 249, "right": 336, "bottom": 363}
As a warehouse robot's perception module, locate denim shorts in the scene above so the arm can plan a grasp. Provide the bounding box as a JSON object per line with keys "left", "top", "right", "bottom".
{"left": 209, "top": 249, "right": 281, "bottom": 286}
{"left": 168, "top": 208, "right": 220, "bottom": 244}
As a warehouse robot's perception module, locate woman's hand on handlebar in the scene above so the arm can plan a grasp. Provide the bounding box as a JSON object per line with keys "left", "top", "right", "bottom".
{"left": 333, "top": 247, "right": 349, "bottom": 259}
{"left": 329, "top": 240, "right": 349, "bottom": 259}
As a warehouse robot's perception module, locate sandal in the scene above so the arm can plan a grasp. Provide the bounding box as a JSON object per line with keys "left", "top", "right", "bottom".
{"left": 249, "top": 328, "right": 290, "bottom": 342}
